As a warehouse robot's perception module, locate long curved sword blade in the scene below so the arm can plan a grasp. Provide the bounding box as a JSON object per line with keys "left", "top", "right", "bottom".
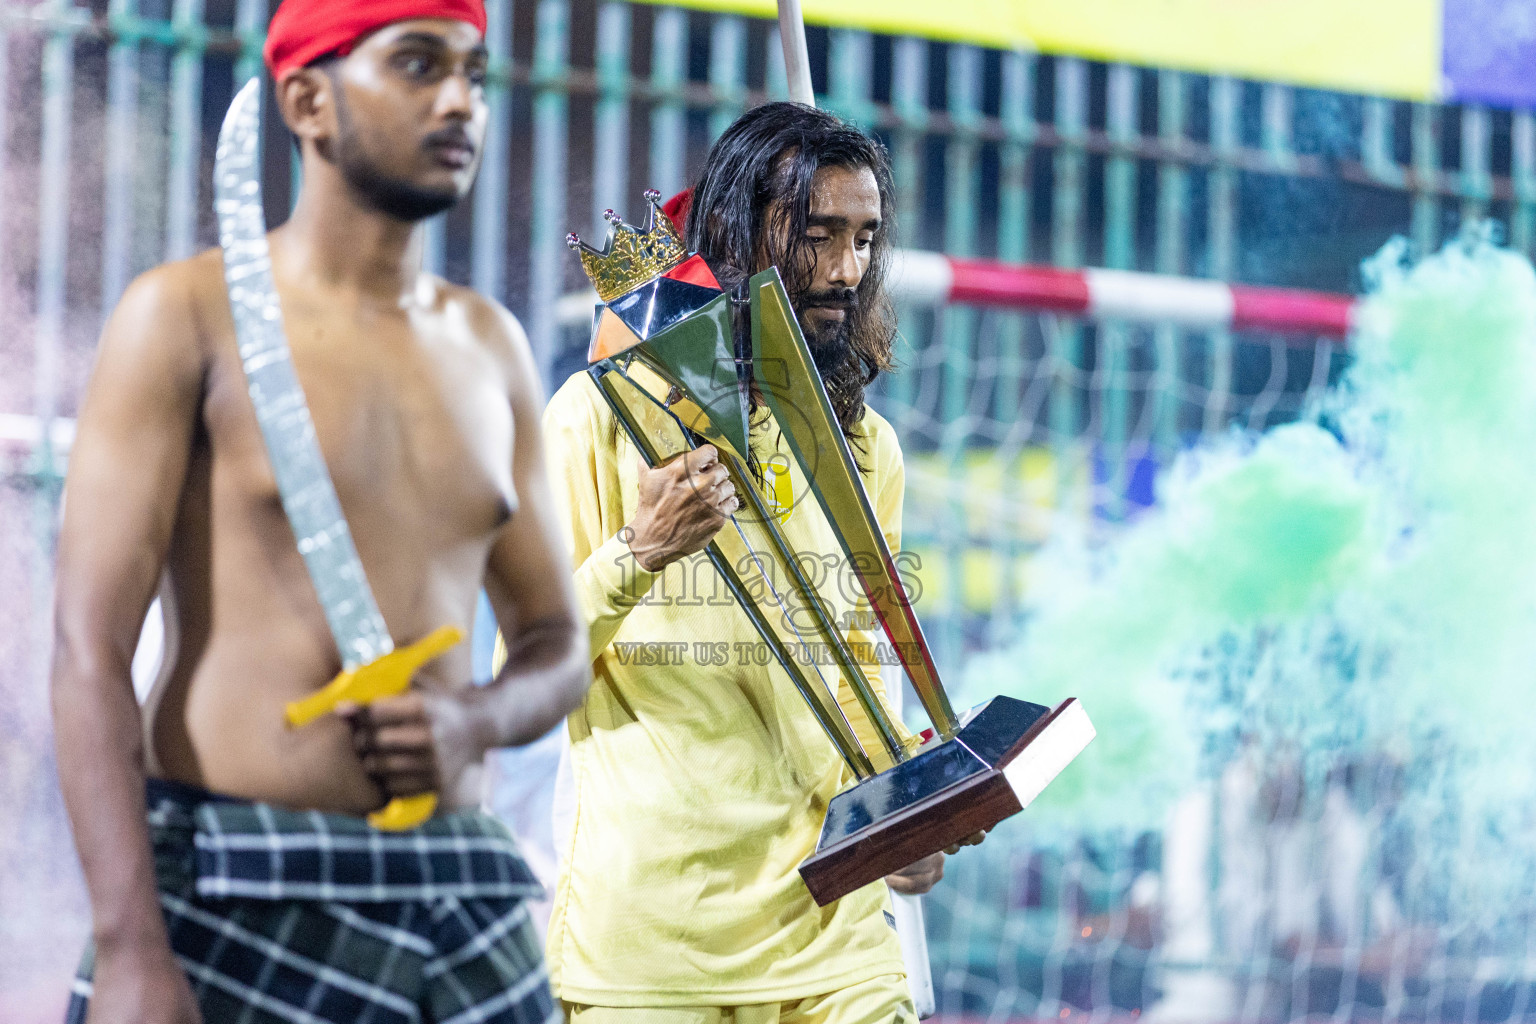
{"left": 214, "top": 79, "right": 394, "bottom": 669}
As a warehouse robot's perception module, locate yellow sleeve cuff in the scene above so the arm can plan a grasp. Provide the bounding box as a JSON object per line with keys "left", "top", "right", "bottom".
{"left": 576, "top": 530, "right": 660, "bottom": 659}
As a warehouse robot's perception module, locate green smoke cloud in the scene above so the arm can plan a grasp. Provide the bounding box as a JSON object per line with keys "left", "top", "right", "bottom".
{"left": 965, "top": 232, "right": 1536, "bottom": 923}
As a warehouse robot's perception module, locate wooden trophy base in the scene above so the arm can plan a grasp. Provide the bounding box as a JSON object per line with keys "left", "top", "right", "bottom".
{"left": 798, "top": 696, "right": 1095, "bottom": 906}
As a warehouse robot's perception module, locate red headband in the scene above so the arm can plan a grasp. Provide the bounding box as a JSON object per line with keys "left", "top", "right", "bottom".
{"left": 263, "top": 0, "right": 488, "bottom": 82}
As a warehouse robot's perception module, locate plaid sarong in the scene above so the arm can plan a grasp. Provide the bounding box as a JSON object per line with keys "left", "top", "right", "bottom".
{"left": 67, "top": 779, "right": 558, "bottom": 1024}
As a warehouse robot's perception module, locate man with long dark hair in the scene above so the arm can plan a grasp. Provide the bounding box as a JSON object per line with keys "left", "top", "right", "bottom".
{"left": 683, "top": 102, "right": 899, "bottom": 446}
{"left": 542, "top": 103, "right": 941, "bottom": 1022}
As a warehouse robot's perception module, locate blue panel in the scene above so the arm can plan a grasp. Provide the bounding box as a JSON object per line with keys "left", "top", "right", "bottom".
{"left": 1443, "top": 0, "right": 1536, "bottom": 108}
{"left": 471, "top": 591, "right": 498, "bottom": 686}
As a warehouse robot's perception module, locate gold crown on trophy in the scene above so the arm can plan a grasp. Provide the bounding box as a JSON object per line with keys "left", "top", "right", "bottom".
{"left": 566, "top": 189, "right": 689, "bottom": 303}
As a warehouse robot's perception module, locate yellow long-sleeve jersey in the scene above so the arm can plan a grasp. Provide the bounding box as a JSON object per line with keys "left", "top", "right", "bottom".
{"left": 542, "top": 371, "right": 910, "bottom": 1005}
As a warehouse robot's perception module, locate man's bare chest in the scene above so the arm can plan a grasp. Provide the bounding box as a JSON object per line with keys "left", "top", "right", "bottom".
{"left": 198, "top": 315, "right": 516, "bottom": 544}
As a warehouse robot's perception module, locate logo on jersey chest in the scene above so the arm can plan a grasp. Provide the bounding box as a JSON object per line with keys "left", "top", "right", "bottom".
{"left": 764, "top": 454, "right": 794, "bottom": 524}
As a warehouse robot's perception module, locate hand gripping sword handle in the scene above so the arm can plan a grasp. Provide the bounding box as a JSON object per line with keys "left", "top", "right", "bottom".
{"left": 283, "top": 625, "right": 465, "bottom": 831}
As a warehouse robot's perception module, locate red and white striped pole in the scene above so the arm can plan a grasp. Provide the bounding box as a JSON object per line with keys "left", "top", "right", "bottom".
{"left": 888, "top": 250, "right": 1357, "bottom": 338}
{"left": 13, "top": 262, "right": 1355, "bottom": 461}
{"left": 558, "top": 250, "right": 1359, "bottom": 339}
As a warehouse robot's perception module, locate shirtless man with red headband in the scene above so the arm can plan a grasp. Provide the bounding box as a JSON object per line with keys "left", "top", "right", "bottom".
{"left": 51, "top": 2, "right": 584, "bottom": 1022}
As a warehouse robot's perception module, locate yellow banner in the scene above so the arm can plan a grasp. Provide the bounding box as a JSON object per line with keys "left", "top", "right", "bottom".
{"left": 641, "top": 0, "right": 1442, "bottom": 100}
{"left": 635, "top": 0, "right": 1035, "bottom": 50}
{"left": 1019, "top": 0, "right": 1441, "bottom": 100}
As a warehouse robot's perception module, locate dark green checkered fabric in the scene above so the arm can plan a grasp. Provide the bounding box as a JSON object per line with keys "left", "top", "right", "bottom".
{"left": 67, "top": 781, "right": 559, "bottom": 1024}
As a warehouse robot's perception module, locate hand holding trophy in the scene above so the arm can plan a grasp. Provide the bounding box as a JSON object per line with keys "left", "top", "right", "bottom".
{"left": 567, "top": 191, "right": 1096, "bottom": 905}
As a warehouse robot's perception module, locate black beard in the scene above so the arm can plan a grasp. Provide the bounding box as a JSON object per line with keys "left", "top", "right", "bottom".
{"left": 339, "top": 156, "right": 451, "bottom": 222}
{"left": 796, "top": 288, "right": 857, "bottom": 379}
{"left": 802, "top": 315, "right": 851, "bottom": 378}
{"left": 332, "top": 92, "right": 460, "bottom": 223}
{"left": 340, "top": 153, "right": 458, "bottom": 222}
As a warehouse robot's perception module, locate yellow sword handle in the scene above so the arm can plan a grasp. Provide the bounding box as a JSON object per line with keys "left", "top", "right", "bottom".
{"left": 285, "top": 625, "right": 465, "bottom": 728}
{"left": 283, "top": 624, "right": 465, "bottom": 831}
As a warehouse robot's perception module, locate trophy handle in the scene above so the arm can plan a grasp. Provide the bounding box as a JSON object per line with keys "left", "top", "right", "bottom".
{"left": 720, "top": 449, "right": 908, "bottom": 767}
{"left": 589, "top": 364, "right": 880, "bottom": 779}
{"left": 749, "top": 272, "right": 960, "bottom": 738}
{"left": 600, "top": 354, "right": 911, "bottom": 769}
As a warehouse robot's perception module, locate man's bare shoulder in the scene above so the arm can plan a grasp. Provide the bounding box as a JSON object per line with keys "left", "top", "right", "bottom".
{"left": 438, "top": 279, "right": 533, "bottom": 374}
{"left": 99, "top": 247, "right": 229, "bottom": 373}
{"left": 180, "top": 245, "right": 233, "bottom": 300}
{"left": 115, "top": 249, "right": 206, "bottom": 316}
